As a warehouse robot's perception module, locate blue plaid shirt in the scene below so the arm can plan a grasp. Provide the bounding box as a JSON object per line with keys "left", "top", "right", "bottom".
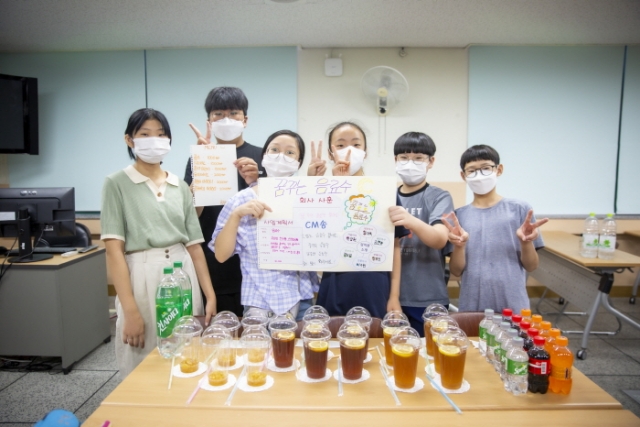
{"left": 210, "top": 188, "right": 319, "bottom": 315}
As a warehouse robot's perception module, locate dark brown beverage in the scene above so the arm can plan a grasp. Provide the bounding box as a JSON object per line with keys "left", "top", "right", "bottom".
{"left": 272, "top": 331, "right": 295, "bottom": 368}
{"left": 304, "top": 340, "right": 329, "bottom": 379}
{"left": 340, "top": 338, "right": 366, "bottom": 380}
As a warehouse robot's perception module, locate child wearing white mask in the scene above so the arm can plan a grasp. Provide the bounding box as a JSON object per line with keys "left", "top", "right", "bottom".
{"left": 211, "top": 130, "right": 318, "bottom": 318}
{"left": 443, "top": 144, "right": 548, "bottom": 314}
{"left": 308, "top": 122, "right": 409, "bottom": 319}
{"left": 386, "top": 132, "right": 454, "bottom": 336}
{"left": 101, "top": 108, "right": 216, "bottom": 377}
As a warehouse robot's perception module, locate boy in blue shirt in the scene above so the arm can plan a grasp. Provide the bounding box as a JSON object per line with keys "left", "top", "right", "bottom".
{"left": 444, "top": 144, "right": 548, "bottom": 313}
{"left": 389, "top": 132, "right": 454, "bottom": 335}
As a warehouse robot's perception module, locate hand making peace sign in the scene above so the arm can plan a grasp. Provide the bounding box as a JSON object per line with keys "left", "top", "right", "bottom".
{"left": 516, "top": 209, "right": 549, "bottom": 242}
{"left": 306, "top": 140, "right": 327, "bottom": 176}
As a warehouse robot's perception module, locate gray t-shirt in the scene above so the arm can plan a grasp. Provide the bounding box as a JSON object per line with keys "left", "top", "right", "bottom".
{"left": 455, "top": 198, "right": 544, "bottom": 313}
{"left": 397, "top": 184, "right": 454, "bottom": 308}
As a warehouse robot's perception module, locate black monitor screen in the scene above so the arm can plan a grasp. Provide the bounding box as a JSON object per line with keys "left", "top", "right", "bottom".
{"left": 0, "top": 74, "right": 39, "bottom": 155}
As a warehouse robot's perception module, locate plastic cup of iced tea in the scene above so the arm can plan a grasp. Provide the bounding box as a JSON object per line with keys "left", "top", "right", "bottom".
{"left": 390, "top": 326, "right": 422, "bottom": 389}
{"left": 268, "top": 315, "right": 298, "bottom": 368}
{"left": 301, "top": 323, "right": 331, "bottom": 379}
{"left": 437, "top": 327, "right": 469, "bottom": 390}
{"left": 337, "top": 326, "right": 368, "bottom": 380}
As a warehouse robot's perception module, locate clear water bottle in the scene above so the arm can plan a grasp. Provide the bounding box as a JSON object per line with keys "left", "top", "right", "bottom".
{"left": 173, "top": 261, "right": 193, "bottom": 316}
{"left": 486, "top": 315, "right": 502, "bottom": 364}
{"left": 493, "top": 322, "right": 511, "bottom": 373}
{"left": 506, "top": 337, "right": 528, "bottom": 395}
{"left": 478, "top": 309, "right": 494, "bottom": 356}
{"left": 500, "top": 329, "right": 519, "bottom": 386}
{"left": 156, "top": 267, "right": 183, "bottom": 358}
{"left": 598, "top": 214, "right": 616, "bottom": 260}
{"left": 580, "top": 213, "right": 599, "bottom": 258}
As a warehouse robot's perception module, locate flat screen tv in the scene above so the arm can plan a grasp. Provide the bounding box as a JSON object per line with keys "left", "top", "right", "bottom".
{"left": 0, "top": 73, "right": 39, "bottom": 155}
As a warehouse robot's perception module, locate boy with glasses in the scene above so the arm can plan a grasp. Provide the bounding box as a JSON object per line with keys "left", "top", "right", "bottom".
{"left": 388, "top": 132, "right": 454, "bottom": 335}
{"left": 443, "top": 144, "right": 548, "bottom": 313}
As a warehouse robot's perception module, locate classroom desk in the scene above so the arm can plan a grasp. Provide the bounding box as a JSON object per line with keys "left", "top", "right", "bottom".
{"left": 0, "top": 249, "right": 111, "bottom": 373}
{"left": 530, "top": 231, "right": 640, "bottom": 359}
{"left": 86, "top": 338, "right": 622, "bottom": 427}
{"left": 624, "top": 230, "right": 640, "bottom": 304}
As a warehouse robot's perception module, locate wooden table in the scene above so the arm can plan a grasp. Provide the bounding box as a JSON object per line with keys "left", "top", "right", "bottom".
{"left": 83, "top": 338, "right": 633, "bottom": 426}
{"left": 531, "top": 231, "right": 640, "bottom": 359}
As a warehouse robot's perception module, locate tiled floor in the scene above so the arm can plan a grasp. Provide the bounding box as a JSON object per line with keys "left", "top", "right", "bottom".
{"left": 0, "top": 297, "right": 639, "bottom": 425}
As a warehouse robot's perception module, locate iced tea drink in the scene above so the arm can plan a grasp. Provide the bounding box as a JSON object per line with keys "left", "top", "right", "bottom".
{"left": 430, "top": 316, "right": 459, "bottom": 373}
{"left": 437, "top": 327, "right": 469, "bottom": 390}
{"left": 390, "top": 327, "right": 422, "bottom": 389}
{"left": 422, "top": 304, "right": 448, "bottom": 357}
{"left": 268, "top": 315, "right": 298, "bottom": 368}
{"left": 382, "top": 318, "right": 409, "bottom": 367}
{"left": 302, "top": 325, "right": 331, "bottom": 379}
{"left": 338, "top": 326, "right": 368, "bottom": 380}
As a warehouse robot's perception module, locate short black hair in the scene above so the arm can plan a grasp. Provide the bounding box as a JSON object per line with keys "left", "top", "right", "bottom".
{"left": 327, "top": 121, "right": 367, "bottom": 152}
{"left": 204, "top": 87, "right": 249, "bottom": 116}
{"left": 393, "top": 132, "right": 436, "bottom": 156}
{"left": 459, "top": 144, "right": 500, "bottom": 170}
{"left": 260, "top": 130, "right": 306, "bottom": 165}
{"left": 124, "top": 108, "right": 172, "bottom": 160}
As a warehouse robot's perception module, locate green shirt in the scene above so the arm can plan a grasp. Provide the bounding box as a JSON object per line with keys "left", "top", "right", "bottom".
{"left": 101, "top": 165, "right": 204, "bottom": 252}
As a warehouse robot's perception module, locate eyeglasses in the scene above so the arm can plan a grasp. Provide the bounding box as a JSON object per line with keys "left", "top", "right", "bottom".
{"left": 464, "top": 165, "right": 496, "bottom": 178}
{"left": 266, "top": 149, "right": 298, "bottom": 163}
{"left": 396, "top": 156, "right": 430, "bottom": 166}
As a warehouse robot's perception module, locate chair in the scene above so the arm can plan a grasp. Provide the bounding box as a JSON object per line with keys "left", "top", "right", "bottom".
{"left": 36, "top": 222, "right": 92, "bottom": 247}
{"left": 448, "top": 312, "right": 485, "bottom": 337}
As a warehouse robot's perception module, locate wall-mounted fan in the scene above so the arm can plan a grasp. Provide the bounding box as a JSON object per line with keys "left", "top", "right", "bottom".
{"left": 361, "top": 66, "right": 409, "bottom": 116}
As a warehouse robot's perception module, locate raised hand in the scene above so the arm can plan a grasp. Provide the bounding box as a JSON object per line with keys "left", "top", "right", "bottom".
{"left": 188, "top": 121, "right": 212, "bottom": 145}
{"left": 234, "top": 199, "right": 272, "bottom": 220}
{"left": 442, "top": 212, "right": 469, "bottom": 247}
{"left": 307, "top": 140, "right": 327, "bottom": 176}
{"left": 331, "top": 146, "right": 351, "bottom": 176}
{"left": 234, "top": 157, "right": 260, "bottom": 185}
{"left": 516, "top": 209, "right": 549, "bottom": 242}
{"left": 388, "top": 205, "right": 415, "bottom": 229}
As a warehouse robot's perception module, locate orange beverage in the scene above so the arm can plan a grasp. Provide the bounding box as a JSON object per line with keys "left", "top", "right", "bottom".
{"left": 439, "top": 344, "right": 467, "bottom": 389}
{"left": 433, "top": 334, "right": 444, "bottom": 374}
{"left": 383, "top": 327, "right": 398, "bottom": 367}
{"left": 304, "top": 340, "right": 329, "bottom": 379}
{"left": 545, "top": 328, "right": 561, "bottom": 354}
{"left": 531, "top": 314, "right": 543, "bottom": 330}
{"left": 340, "top": 338, "right": 366, "bottom": 380}
{"left": 549, "top": 336, "right": 573, "bottom": 394}
{"left": 392, "top": 343, "right": 419, "bottom": 389}
{"left": 208, "top": 370, "right": 228, "bottom": 386}
{"left": 520, "top": 308, "right": 532, "bottom": 323}
{"left": 539, "top": 321, "right": 552, "bottom": 340}
{"left": 424, "top": 318, "right": 436, "bottom": 357}
{"left": 272, "top": 331, "right": 295, "bottom": 368}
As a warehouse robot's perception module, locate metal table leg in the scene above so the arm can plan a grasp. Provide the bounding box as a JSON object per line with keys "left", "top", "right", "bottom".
{"left": 630, "top": 270, "right": 639, "bottom": 304}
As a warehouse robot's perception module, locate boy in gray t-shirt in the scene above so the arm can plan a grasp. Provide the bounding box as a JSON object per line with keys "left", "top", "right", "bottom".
{"left": 443, "top": 145, "right": 548, "bottom": 314}
{"left": 389, "top": 132, "right": 453, "bottom": 335}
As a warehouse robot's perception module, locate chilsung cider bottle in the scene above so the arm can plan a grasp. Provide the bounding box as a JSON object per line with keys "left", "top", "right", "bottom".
{"left": 156, "top": 267, "right": 183, "bottom": 358}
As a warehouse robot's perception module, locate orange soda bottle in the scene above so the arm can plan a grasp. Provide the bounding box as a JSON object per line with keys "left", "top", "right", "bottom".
{"left": 531, "top": 314, "right": 543, "bottom": 330}
{"left": 549, "top": 336, "right": 573, "bottom": 394}
{"left": 521, "top": 309, "right": 532, "bottom": 323}
{"left": 539, "top": 321, "right": 552, "bottom": 340}
{"left": 545, "top": 328, "right": 561, "bottom": 354}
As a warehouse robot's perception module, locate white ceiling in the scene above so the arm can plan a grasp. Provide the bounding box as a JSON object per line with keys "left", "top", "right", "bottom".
{"left": 0, "top": 0, "right": 639, "bottom": 53}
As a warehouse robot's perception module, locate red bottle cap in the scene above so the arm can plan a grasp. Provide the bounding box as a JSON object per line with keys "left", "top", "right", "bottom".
{"left": 502, "top": 308, "right": 513, "bottom": 317}
{"left": 520, "top": 321, "right": 531, "bottom": 330}
{"left": 528, "top": 328, "right": 539, "bottom": 337}
{"left": 533, "top": 336, "right": 546, "bottom": 346}
{"left": 511, "top": 314, "right": 522, "bottom": 323}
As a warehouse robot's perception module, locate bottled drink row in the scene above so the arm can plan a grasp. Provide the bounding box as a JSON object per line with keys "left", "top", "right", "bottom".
{"left": 479, "top": 308, "right": 573, "bottom": 395}
{"left": 581, "top": 213, "right": 617, "bottom": 259}
{"left": 156, "top": 262, "right": 194, "bottom": 353}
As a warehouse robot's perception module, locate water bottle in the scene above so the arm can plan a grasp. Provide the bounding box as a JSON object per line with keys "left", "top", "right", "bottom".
{"left": 500, "top": 329, "right": 519, "bottom": 385}
{"left": 580, "top": 213, "right": 599, "bottom": 258}
{"left": 478, "top": 309, "right": 494, "bottom": 356}
{"left": 493, "top": 322, "right": 511, "bottom": 373}
{"left": 173, "top": 261, "right": 193, "bottom": 316}
{"left": 156, "top": 267, "right": 183, "bottom": 358}
{"left": 598, "top": 214, "right": 616, "bottom": 260}
{"left": 506, "top": 337, "right": 528, "bottom": 395}
{"left": 486, "top": 315, "right": 502, "bottom": 364}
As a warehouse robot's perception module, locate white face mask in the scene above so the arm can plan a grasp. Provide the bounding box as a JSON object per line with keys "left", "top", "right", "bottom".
{"left": 466, "top": 171, "right": 498, "bottom": 195}
{"left": 334, "top": 147, "right": 366, "bottom": 175}
{"left": 262, "top": 154, "right": 300, "bottom": 178}
{"left": 133, "top": 137, "right": 171, "bottom": 164}
{"left": 395, "top": 161, "right": 428, "bottom": 186}
{"left": 210, "top": 117, "right": 244, "bottom": 142}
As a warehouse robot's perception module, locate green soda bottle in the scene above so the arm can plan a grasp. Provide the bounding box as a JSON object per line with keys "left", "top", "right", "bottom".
{"left": 156, "top": 267, "right": 183, "bottom": 358}
{"left": 173, "top": 261, "right": 193, "bottom": 316}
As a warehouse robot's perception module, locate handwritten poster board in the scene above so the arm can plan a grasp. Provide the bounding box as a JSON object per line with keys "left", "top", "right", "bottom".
{"left": 257, "top": 176, "right": 397, "bottom": 272}
{"left": 190, "top": 145, "right": 238, "bottom": 206}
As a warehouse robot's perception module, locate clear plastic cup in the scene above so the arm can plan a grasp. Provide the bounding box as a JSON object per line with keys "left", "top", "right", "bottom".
{"left": 301, "top": 324, "right": 331, "bottom": 379}
{"left": 390, "top": 326, "right": 422, "bottom": 389}
{"left": 436, "top": 327, "right": 469, "bottom": 390}
{"left": 207, "top": 357, "right": 228, "bottom": 387}
{"left": 212, "top": 311, "right": 241, "bottom": 339}
{"left": 381, "top": 317, "right": 410, "bottom": 368}
{"left": 241, "top": 310, "right": 270, "bottom": 330}
{"left": 337, "top": 325, "right": 368, "bottom": 380}
{"left": 240, "top": 325, "right": 271, "bottom": 365}
{"left": 268, "top": 315, "right": 298, "bottom": 368}
{"left": 201, "top": 324, "right": 232, "bottom": 368}
{"left": 422, "top": 304, "right": 449, "bottom": 357}
{"left": 430, "top": 317, "right": 459, "bottom": 374}
{"left": 173, "top": 316, "right": 204, "bottom": 370}
{"left": 302, "top": 305, "right": 330, "bottom": 325}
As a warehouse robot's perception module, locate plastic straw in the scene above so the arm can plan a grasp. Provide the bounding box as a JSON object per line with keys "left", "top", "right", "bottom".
{"left": 337, "top": 358, "right": 343, "bottom": 397}
{"left": 225, "top": 365, "right": 247, "bottom": 407}
{"left": 378, "top": 361, "right": 401, "bottom": 406}
{"left": 425, "top": 372, "right": 463, "bottom": 414}
{"left": 168, "top": 357, "right": 175, "bottom": 390}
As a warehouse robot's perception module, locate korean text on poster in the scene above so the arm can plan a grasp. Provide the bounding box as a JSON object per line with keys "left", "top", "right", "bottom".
{"left": 190, "top": 144, "right": 238, "bottom": 206}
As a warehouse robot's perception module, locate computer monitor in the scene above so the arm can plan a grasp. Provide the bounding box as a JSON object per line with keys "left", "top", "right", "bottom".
{"left": 0, "top": 187, "right": 75, "bottom": 263}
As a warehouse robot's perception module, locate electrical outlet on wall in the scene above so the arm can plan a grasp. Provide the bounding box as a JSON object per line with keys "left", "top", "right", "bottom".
{"left": 324, "top": 58, "right": 343, "bottom": 77}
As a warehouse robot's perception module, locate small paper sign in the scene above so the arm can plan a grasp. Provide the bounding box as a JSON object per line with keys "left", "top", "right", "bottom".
{"left": 190, "top": 144, "right": 238, "bottom": 206}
